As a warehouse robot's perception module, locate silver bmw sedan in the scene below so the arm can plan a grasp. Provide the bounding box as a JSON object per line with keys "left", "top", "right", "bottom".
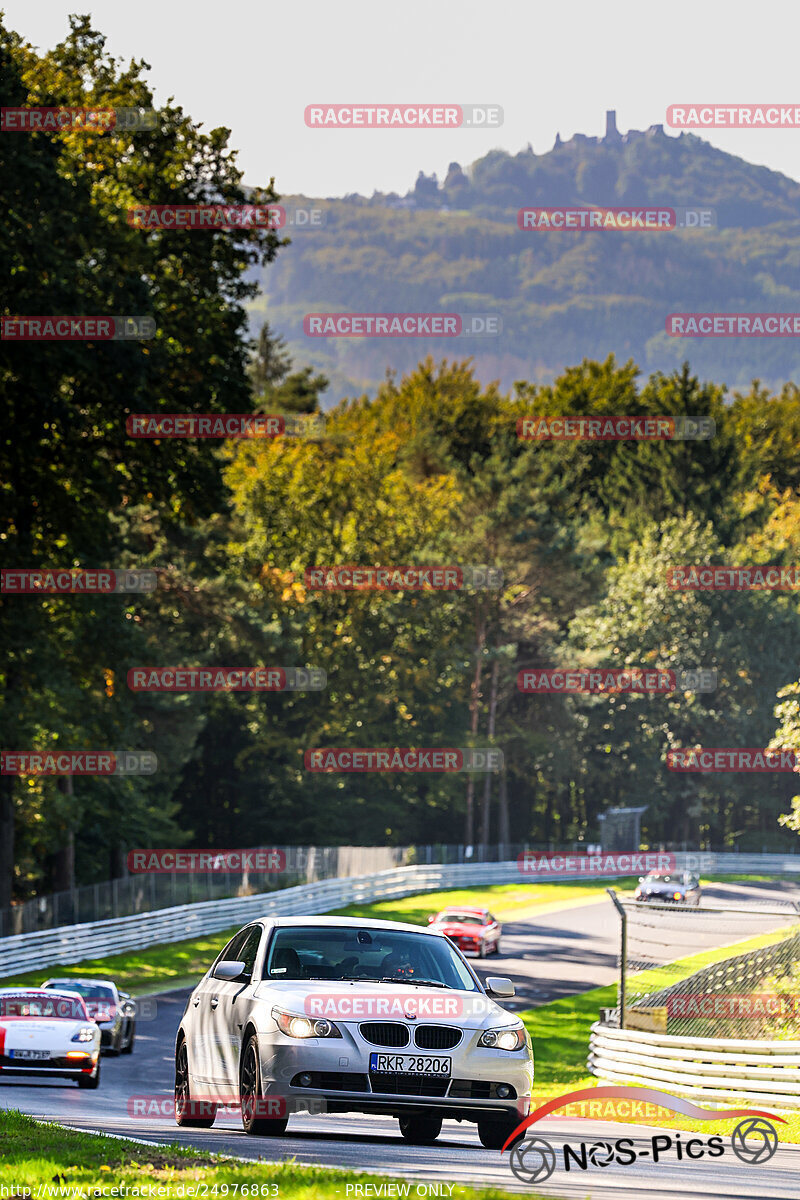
{"left": 175, "top": 915, "right": 533, "bottom": 1147}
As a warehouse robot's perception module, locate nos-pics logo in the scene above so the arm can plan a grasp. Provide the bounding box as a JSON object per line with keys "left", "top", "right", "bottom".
{"left": 503, "top": 1087, "right": 782, "bottom": 1185}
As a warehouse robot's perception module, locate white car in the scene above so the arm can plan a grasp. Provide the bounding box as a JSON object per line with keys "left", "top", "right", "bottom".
{"left": 0, "top": 987, "right": 102, "bottom": 1087}
{"left": 175, "top": 916, "right": 533, "bottom": 1148}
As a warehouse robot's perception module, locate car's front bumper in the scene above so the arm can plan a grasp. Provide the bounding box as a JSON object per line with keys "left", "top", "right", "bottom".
{"left": 0, "top": 1052, "right": 98, "bottom": 1079}
{"left": 256, "top": 1027, "right": 533, "bottom": 1123}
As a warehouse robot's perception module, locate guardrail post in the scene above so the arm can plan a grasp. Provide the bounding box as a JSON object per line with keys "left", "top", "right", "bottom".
{"left": 606, "top": 887, "right": 627, "bottom": 1029}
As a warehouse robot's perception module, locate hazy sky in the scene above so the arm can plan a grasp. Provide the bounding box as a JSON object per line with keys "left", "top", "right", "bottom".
{"left": 4, "top": 0, "right": 800, "bottom": 196}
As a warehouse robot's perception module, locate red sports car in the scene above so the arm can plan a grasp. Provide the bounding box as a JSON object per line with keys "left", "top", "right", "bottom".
{"left": 427, "top": 907, "right": 501, "bottom": 957}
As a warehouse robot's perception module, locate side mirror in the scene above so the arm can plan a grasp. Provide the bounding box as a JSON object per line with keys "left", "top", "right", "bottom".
{"left": 212, "top": 959, "right": 247, "bottom": 982}
{"left": 485, "top": 976, "right": 515, "bottom": 999}
{"left": 638, "top": 876, "right": 645, "bottom": 883}
{"left": 427, "top": 915, "right": 436, "bottom": 924}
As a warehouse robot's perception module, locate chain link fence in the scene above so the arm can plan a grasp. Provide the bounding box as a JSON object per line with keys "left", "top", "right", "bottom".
{"left": 610, "top": 891, "right": 800, "bottom": 1040}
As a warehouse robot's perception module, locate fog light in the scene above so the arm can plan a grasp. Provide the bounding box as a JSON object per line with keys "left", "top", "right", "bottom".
{"left": 496, "top": 1084, "right": 512, "bottom": 1099}
{"left": 298, "top": 1072, "right": 313, "bottom": 1087}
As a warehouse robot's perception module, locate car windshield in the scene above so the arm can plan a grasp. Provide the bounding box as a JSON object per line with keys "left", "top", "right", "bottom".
{"left": 0, "top": 991, "right": 89, "bottom": 1020}
{"left": 646, "top": 874, "right": 678, "bottom": 883}
{"left": 44, "top": 980, "right": 114, "bottom": 1000}
{"left": 264, "top": 926, "right": 479, "bottom": 991}
{"left": 438, "top": 912, "right": 482, "bottom": 925}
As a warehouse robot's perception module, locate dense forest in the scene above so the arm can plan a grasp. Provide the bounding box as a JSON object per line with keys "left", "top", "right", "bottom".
{"left": 2, "top": 17, "right": 800, "bottom": 911}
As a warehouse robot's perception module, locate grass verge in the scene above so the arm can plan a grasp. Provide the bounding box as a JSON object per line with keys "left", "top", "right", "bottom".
{"left": 0, "top": 879, "right": 637, "bottom": 994}
{"left": 0, "top": 1109, "right": 551, "bottom": 1199}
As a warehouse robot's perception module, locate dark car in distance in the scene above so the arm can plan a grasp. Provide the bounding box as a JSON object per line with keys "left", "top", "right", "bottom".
{"left": 634, "top": 870, "right": 702, "bottom": 906}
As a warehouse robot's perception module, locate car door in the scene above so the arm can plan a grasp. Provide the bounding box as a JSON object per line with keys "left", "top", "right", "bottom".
{"left": 190, "top": 928, "right": 248, "bottom": 1082}
{"left": 209, "top": 925, "right": 264, "bottom": 1092}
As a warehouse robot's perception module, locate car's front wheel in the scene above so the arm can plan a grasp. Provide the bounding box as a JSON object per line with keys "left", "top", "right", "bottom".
{"left": 477, "top": 1117, "right": 523, "bottom": 1149}
{"left": 240, "top": 1035, "right": 288, "bottom": 1136}
{"left": 77, "top": 1058, "right": 101, "bottom": 1089}
{"left": 175, "top": 1039, "right": 217, "bottom": 1127}
{"left": 398, "top": 1114, "right": 442, "bottom": 1144}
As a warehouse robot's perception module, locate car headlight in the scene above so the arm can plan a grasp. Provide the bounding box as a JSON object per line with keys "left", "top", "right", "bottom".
{"left": 633, "top": 887, "right": 641, "bottom": 898}
{"left": 479, "top": 1026, "right": 526, "bottom": 1051}
{"left": 71, "top": 1026, "right": 96, "bottom": 1042}
{"left": 271, "top": 1007, "right": 342, "bottom": 1039}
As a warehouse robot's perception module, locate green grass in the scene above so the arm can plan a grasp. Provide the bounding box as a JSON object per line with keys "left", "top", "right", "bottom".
{"left": 0, "top": 1109, "right": 552, "bottom": 1199}
{"left": 331, "top": 877, "right": 638, "bottom": 927}
{"left": 0, "top": 879, "right": 635, "bottom": 994}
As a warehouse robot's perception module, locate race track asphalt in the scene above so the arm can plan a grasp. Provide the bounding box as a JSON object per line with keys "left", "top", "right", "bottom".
{"left": 2, "top": 880, "right": 799, "bottom": 1200}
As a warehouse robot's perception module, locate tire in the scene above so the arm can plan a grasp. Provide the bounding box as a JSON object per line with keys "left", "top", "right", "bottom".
{"left": 175, "top": 1039, "right": 217, "bottom": 1127}
{"left": 78, "top": 1058, "right": 101, "bottom": 1089}
{"left": 478, "top": 940, "right": 486, "bottom": 958}
{"left": 399, "top": 1114, "right": 442, "bottom": 1144}
{"left": 494, "top": 940, "right": 501, "bottom": 956}
{"left": 477, "top": 1117, "right": 523, "bottom": 1150}
{"left": 121, "top": 1023, "right": 135, "bottom": 1054}
{"left": 240, "top": 1035, "right": 288, "bottom": 1136}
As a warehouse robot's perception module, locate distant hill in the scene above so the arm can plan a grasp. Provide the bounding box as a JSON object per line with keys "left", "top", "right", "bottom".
{"left": 248, "top": 114, "right": 800, "bottom": 403}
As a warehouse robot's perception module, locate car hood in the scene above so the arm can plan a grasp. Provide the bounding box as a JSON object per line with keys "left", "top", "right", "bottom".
{"left": 433, "top": 922, "right": 484, "bottom": 936}
{"left": 251, "top": 980, "right": 511, "bottom": 1029}
{"left": 0, "top": 1018, "right": 96, "bottom": 1050}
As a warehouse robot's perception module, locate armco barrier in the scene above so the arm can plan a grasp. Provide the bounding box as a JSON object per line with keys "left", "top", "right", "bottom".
{"left": 588, "top": 1020, "right": 800, "bottom": 1110}
{"left": 0, "top": 851, "right": 798, "bottom": 978}
{"left": 0, "top": 861, "right": 516, "bottom": 977}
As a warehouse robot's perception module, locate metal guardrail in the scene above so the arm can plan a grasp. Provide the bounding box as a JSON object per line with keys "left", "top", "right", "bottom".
{"left": 588, "top": 1021, "right": 800, "bottom": 1110}
{"left": 0, "top": 851, "right": 798, "bottom": 979}
{"left": 0, "top": 861, "right": 519, "bottom": 977}
{"left": 0, "top": 843, "right": 537, "bottom": 937}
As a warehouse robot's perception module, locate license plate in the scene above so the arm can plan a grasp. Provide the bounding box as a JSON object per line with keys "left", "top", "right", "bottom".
{"left": 369, "top": 1053, "right": 451, "bottom": 1076}
{"left": 9, "top": 1049, "right": 50, "bottom": 1060}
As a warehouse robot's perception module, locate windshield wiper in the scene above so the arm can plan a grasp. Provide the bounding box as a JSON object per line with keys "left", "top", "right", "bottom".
{"left": 377, "top": 977, "right": 450, "bottom": 988}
